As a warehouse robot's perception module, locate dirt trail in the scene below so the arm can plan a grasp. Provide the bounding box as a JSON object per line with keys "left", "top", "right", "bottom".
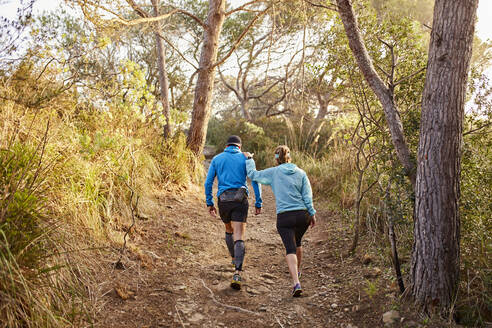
{"left": 96, "top": 184, "right": 397, "bottom": 328}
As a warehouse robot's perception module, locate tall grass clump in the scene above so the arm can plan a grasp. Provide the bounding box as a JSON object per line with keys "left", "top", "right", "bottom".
{"left": 456, "top": 128, "right": 492, "bottom": 325}
{"left": 46, "top": 101, "right": 201, "bottom": 246}
{"left": 0, "top": 107, "right": 89, "bottom": 327}
{"left": 0, "top": 74, "right": 201, "bottom": 325}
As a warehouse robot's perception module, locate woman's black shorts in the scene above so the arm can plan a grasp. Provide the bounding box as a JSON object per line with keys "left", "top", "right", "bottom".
{"left": 276, "top": 210, "right": 311, "bottom": 255}
{"left": 218, "top": 198, "right": 249, "bottom": 223}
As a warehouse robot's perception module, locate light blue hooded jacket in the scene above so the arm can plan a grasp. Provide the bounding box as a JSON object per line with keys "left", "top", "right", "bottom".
{"left": 205, "top": 146, "right": 262, "bottom": 208}
{"left": 245, "top": 159, "right": 316, "bottom": 216}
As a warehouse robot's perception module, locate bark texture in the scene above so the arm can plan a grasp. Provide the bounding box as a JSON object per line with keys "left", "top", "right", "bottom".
{"left": 152, "top": 0, "right": 172, "bottom": 138}
{"left": 411, "top": 0, "right": 477, "bottom": 311}
{"left": 186, "top": 0, "right": 226, "bottom": 155}
{"left": 336, "top": 0, "right": 416, "bottom": 186}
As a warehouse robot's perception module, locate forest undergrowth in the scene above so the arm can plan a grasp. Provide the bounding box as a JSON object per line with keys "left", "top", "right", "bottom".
{"left": 0, "top": 97, "right": 489, "bottom": 326}
{"left": 208, "top": 115, "right": 491, "bottom": 326}
{"left": 0, "top": 94, "right": 201, "bottom": 327}
{"left": 0, "top": 0, "right": 490, "bottom": 324}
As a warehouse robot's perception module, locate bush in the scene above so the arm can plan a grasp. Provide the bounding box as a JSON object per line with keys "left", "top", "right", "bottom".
{"left": 206, "top": 116, "right": 274, "bottom": 153}
{"left": 457, "top": 128, "right": 492, "bottom": 324}
{"left": 0, "top": 115, "right": 88, "bottom": 327}
{"left": 0, "top": 86, "right": 201, "bottom": 326}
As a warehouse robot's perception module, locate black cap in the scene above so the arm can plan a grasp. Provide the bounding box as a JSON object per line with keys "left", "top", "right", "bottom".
{"left": 226, "top": 135, "right": 241, "bottom": 147}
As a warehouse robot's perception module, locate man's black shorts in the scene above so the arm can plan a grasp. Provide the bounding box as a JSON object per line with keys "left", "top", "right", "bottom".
{"left": 218, "top": 198, "right": 249, "bottom": 223}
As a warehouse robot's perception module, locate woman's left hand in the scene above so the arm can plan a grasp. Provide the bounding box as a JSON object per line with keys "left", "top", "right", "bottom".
{"left": 242, "top": 151, "right": 253, "bottom": 158}
{"left": 310, "top": 215, "right": 316, "bottom": 228}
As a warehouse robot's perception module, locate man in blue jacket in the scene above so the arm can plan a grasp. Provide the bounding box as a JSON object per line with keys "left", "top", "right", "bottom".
{"left": 204, "top": 135, "right": 262, "bottom": 290}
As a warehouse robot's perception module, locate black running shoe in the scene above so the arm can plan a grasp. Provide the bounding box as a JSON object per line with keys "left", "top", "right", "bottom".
{"left": 292, "top": 283, "right": 302, "bottom": 297}
{"left": 231, "top": 273, "right": 241, "bottom": 290}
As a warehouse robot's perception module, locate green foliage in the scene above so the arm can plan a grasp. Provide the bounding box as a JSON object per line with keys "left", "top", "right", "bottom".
{"left": 0, "top": 142, "right": 45, "bottom": 265}
{"left": 206, "top": 116, "right": 274, "bottom": 153}
{"left": 363, "top": 279, "right": 378, "bottom": 299}
{"left": 0, "top": 113, "right": 89, "bottom": 326}
{"left": 0, "top": 40, "right": 201, "bottom": 324}
{"left": 458, "top": 126, "right": 492, "bottom": 324}
{"left": 153, "top": 132, "right": 204, "bottom": 186}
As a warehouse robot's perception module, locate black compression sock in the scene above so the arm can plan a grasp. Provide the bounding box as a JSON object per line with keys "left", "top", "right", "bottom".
{"left": 225, "top": 232, "right": 234, "bottom": 258}
{"left": 233, "top": 240, "right": 245, "bottom": 271}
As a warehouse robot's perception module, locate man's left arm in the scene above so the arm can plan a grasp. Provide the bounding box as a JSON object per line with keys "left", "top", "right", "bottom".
{"left": 204, "top": 160, "right": 216, "bottom": 207}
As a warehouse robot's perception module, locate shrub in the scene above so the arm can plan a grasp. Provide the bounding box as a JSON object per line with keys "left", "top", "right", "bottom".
{"left": 0, "top": 114, "right": 88, "bottom": 327}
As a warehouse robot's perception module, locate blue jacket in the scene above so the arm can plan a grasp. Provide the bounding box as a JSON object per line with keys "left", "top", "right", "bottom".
{"left": 245, "top": 159, "right": 316, "bottom": 216}
{"left": 205, "top": 146, "right": 262, "bottom": 208}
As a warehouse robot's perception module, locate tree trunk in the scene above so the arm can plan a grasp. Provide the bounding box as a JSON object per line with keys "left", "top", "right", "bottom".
{"left": 411, "top": 0, "right": 477, "bottom": 313}
{"left": 152, "top": 0, "right": 172, "bottom": 138}
{"left": 335, "top": 0, "right": 416, "bottom": 187}
{"left": 313, "top": 91, "right": 329, "bottom": 132}
{"left": 240, "top": 100, "right": 252, "bottom": 121}
{"left": 186, "top": 0, "right": 226, "bottom": 155}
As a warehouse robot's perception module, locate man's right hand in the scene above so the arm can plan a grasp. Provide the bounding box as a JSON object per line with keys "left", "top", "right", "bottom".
{"left": 208, "top": 205, "right": 217, "bottom": 217}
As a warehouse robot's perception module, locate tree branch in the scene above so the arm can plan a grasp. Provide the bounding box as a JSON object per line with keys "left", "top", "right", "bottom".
{"left": 394, "top": 66, "right": 426, "bottom": 86}
{"left": 109, "top": 9, "right": 179, "bottom": 26}
{"left": 336, "top": 0, "right": 416, "bottom": 186}
{"left": 125, "top": 0, "right": 149, "bottom": 18}
{"left": 463, "top": 121, "right": 492, "bottom": 136}
{"left": 155, "top": 31, "right": 198, "bottom": 70}
{"left": 303, "top": 0, "right": 337, "bottom": 11}
{"left": 225, "top": 0, "right": 264, "bottom": 16}
{"left": 218, "top": 68, "right": 241, "bottom": 101}
{"left": 170, "top": 8, "right": 206, "bottom": 29}
{"left": 213, "top": 6, "right": 271, "bottom": 68}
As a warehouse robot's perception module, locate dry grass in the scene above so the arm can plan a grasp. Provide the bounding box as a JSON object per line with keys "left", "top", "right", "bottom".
{"left": 0, "top": 92, "right": 199, "bottom": 326}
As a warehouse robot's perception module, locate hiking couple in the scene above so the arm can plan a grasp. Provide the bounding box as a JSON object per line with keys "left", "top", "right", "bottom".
{"left": 204, "top": 135, "right": 316, "bottom": 297}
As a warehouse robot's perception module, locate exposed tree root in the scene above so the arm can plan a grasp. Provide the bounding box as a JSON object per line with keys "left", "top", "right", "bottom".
{"left": 200, "top": 279, "right": 260, "bottom": 316}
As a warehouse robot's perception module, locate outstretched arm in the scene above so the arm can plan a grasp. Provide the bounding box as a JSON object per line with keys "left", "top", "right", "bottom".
{"left": 245, "top": 157, "right": 275, "bottom": 186}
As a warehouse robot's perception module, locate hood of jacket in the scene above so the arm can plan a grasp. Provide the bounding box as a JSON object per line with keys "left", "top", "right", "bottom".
{"left": 224, "top": 145, "right": 241, "bottom": 154}
{"left": 278, "top": 163, "right": 297, "bottom": 175}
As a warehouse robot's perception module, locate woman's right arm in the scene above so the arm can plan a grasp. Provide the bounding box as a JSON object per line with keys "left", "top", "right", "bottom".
{"left": 301, "top": 173, "right": 316, "bottom": 217}
{"left": 245, "top": 159, "right": 275, "bottom": 186}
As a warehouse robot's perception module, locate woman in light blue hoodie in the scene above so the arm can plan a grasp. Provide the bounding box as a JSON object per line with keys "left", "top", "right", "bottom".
{"left": 243, "top": 145, "right": 316, "bottom": 297}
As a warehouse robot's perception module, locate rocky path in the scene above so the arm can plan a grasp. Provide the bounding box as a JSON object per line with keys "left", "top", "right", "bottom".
{"left": 95, "top": 184, "right": 402, "bottom": 328}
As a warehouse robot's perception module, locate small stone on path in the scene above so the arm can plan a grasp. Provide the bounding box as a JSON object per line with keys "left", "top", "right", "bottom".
{"left": 362, "top": 254, "right": 372, "bottom": 265}
{"left": 246, "top": 286, "right": 261, "bottom": 295}
{"left": 260, "top": 273, "right": 276, "bottom": 279}
{"left": 188, "top": 313, "right": 204, "bottom": 323}
{"left": 382, "top": 310, "right": 400, "bottom": 325}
